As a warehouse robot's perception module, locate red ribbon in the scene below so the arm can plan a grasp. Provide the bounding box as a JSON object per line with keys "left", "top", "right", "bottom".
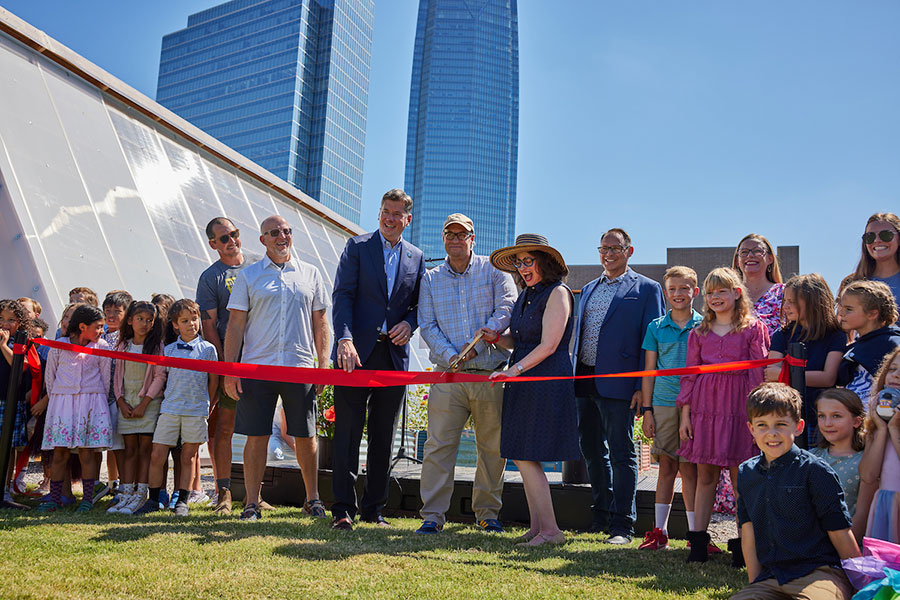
{"left": 31, "top": 338, "right": 806, "bottom": 388}
{"left": 12, "top": 343, "right": 26, "bottom": 355}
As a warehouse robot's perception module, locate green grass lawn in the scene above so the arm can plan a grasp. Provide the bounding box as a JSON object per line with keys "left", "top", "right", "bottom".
{"left": 0, "top": 505, "right": 745, "bottom": 599}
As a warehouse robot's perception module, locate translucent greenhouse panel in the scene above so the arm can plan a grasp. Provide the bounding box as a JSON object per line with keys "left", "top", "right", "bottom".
{"left": 202, "top": 161, "right": 260, "bottom": 248}
{"left": 304, "top": 217, "right": 339, "bottom": 285}
{"left": 239, "top": 178, "right": 278, "bottom": 222}
{"left": 109, "top": 110, "right": 210, "bottom": 299}
{"left": 40, "top": 65, "right": 179, "bottom": 301}
{"left": 325, "top": 225, "right": 351, "bottom": 261}
{"left": 159, "top": 138, "right": 224, "bottom": 263}
{"left": 0, "top": 39, "right": 121, "bottom": 304}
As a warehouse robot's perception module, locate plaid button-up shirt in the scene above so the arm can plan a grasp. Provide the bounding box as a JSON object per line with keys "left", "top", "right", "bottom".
{"left": 418, "top": 254, "right": 517, "bottom": 370}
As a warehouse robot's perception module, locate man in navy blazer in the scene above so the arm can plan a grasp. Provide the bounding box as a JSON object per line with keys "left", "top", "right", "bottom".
{"left": 330, "top": 188, "right": 426, "bottom": 530}
{"left": 571, "top": 228, "right": 665, "bottom": 544}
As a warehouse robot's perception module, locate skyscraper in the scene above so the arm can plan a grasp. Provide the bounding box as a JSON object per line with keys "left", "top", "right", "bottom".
{"left": 157, "top": 0, "right": 373, "bottom": 223}
{"left": 405, "top": 0, "right": 519, "bottom": 261}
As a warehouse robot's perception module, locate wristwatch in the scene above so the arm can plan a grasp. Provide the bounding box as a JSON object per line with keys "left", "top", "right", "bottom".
{"left": 514, "top": 363, "right": 524, "bottom": 374}
{"left": 640, "top": 406, "right": 654, "bottom": 415}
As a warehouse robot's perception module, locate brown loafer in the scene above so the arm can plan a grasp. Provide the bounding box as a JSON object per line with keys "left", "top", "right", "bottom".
{"left": 332, "top": 516, "right": 353, "bottom": 531}
{"left": 258, "top": 499, "right": 275, "bottom": 511}
{"left": 213, "top": 488, "right": 232, "bottom": 514}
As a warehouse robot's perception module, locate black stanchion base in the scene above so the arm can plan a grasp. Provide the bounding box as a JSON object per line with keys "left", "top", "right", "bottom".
{"left": 0, "top": 499, "right": 29, "bottom": 510}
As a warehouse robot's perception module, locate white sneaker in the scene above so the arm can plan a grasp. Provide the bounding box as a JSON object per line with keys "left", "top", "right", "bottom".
{"left": 118, "top": 493, "right": 145, "bottom": 515}
{"left": 187, "top": 490, "right": 210, "bottom": 504}
{"left": 108, "top": 493, "right": 134, "bottom": 514}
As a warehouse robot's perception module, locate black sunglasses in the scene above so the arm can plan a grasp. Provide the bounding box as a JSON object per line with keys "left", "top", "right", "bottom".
{"left": 211, "top": 229, "right": 240, "bottom": 244}
{"left": 862, "top": 230, "right": 897, "bottom": 244}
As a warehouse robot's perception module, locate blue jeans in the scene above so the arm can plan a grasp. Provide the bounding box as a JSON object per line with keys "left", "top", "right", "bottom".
{"left": 577, "top": 395, "right": 637, "bottom": 537}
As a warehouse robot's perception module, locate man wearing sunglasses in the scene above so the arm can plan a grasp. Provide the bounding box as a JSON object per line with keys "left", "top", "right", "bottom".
{"left": 197, "top": 217, "right": 259, "bottom": 514}
{"left": 330, "top": 189, "right": 426, "bottom": 531}
{"left": 571, "top": 227, "right": 665, "bottom": 544}
{"left": 414, "top": 213, "right": 516, "bottom": 535}
{"left": 223, "top": 215, "right": 331, "bottom": 522}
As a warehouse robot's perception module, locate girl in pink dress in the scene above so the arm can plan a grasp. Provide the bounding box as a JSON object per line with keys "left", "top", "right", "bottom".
{"left": 38, "top": 305, "right": 112, "bottom": 513}
{"left": 677, "top": 267, "right": 769, "bottom": 562}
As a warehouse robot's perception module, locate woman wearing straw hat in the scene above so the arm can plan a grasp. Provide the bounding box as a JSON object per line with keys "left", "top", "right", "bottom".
{"left": 483, "top": 234, "right": 581, "bottom": 546}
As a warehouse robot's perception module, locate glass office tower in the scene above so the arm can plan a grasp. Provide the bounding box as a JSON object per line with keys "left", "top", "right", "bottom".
{"left": 405, "top": 0, "right": 519, "bottom": 261}
{"left": 157, "top": 0, "right": 373, "bottom": 224}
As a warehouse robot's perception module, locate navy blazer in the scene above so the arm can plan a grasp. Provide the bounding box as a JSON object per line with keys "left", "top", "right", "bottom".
{"left": 571, "top": 267, "right": 665, "bottom": 401}
{"left": 331, "top": 231, "right": 426, "bottom": 371}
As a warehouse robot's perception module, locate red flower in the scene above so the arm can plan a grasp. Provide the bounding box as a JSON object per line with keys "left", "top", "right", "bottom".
{"left": 323, "top": 406, "right": 335, "bottom": 422}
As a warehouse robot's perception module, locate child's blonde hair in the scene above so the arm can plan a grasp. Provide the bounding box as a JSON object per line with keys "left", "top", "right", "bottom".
{"left": 664, "top": 265, "right": 698, "bottom": 289}
{"left": 841, "top": 280, "right": 898, "bottom": 327}
{"left": 697, "top": 267, "right": 754, "bottom": 334}
{"left": 816, "top": 389, "right": 865, "bottom": 452}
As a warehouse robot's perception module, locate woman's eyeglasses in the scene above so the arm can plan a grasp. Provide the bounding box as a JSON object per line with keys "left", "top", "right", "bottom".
{"left": 513, "top": 257, "right": 535, "bottom": 269}
{"left": 863, "top": 230, "right": 897, "bottom": 244}
{"left": 738, "top": 248, "right": 767, "bottom": 258}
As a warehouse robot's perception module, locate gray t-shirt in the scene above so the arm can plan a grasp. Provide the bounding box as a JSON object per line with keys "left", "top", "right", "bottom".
{"left": 196, "top": 256, "right": 255, "bottom": 343}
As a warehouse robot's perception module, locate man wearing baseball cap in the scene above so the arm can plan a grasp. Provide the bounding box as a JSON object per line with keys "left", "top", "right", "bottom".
{"left": 415, "top": 213, "right": 517, "bottom": 534}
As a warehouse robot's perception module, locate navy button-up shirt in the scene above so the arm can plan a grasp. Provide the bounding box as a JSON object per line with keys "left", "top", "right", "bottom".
{"left": 736, "top": 444, "right": 852, "bottom": 585}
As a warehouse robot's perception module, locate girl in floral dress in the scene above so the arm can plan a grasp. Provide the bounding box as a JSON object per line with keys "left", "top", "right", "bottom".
{"left": 38, "top": 305, "right": 112, "bottom": 513}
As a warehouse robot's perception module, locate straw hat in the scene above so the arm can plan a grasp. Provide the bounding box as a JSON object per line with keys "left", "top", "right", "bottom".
{"left": 489, "top": 233, "right": 568, "bottom": 275}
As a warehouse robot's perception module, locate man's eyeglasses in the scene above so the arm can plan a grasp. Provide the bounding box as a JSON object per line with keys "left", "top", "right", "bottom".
{"left": 738, "top": 248, "right": 767, "bottom": 258}
{"left": 211, "top": 229, "right": 240, "bottom": 244}
{"left": 265, "top": 227, "right": 293, "bottom": 238}
{"left": 863, "top": 230, "right": 897, "bottom": 244}
{"left": 443, "top": 231, "right": 473, "bottom": 241}
{"left": 598, "top": 246, "right": 626, "bottom": 255}
{"left": 513, "top": 257, "right": 535, "bottom": 269}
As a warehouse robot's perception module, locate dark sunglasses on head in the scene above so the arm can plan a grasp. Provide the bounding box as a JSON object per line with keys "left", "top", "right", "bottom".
{"left": 211, "top": 229, "right": 240, "bottom": 244}
{"left": 863, "top": 230, "right": 897, "bottom": 244}
{"left": 265, "top": 227, "right": 293, "bottom": 238}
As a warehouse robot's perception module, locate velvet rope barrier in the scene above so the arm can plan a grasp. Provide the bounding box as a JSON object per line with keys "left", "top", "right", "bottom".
{"left": 29, "top": 338, "right": 804, "bottom": 388}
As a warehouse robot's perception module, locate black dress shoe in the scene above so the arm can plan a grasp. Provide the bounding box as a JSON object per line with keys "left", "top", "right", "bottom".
{"left": 361, "top": 514, "right": 391, "bottom": 527}
{"left": 584, "top": 522, "right": 608, "bottom": 534}
{"left": 332, "top": 516, "right": 353, "bottom": 531}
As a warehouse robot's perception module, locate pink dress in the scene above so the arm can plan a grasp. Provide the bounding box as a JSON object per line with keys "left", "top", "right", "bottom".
{"left": 41, "top": 338, "right": 113, "bottom": 450}
{"left": 676, "top": 320, "right": 769, "bottom": 467}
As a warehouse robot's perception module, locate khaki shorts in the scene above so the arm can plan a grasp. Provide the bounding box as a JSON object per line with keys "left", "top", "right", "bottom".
{"left": 650, "top": 405, "right": 684, "bottom": 460}
{"left": 152, "top": 413, "right": 208, "bottom": 446}
{"left": 729, "top": 566, "right": 853, "bottom": 600}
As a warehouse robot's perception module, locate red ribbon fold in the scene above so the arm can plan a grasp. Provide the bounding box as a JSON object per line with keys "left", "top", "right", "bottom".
{"left": 31, "top": 338, "right": 805, "bottom": 388}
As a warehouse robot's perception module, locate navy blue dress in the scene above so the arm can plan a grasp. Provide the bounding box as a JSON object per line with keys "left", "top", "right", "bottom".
{"left": 500, "top": 281, "right": 581, "bottom": 462}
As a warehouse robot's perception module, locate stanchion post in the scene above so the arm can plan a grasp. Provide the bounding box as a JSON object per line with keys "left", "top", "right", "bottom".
{"left": 0, "top": 331, "right": 27, "bottom": 505}
{"left": 788, "top": 342, "right": 808, "bottom": 449}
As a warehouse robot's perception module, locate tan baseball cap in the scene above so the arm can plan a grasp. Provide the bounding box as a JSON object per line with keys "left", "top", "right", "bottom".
{"left": 443, "top": 213, "right": 474, "bottom": 233}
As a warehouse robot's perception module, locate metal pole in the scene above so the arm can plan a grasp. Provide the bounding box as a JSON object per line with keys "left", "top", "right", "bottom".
{"left": 0, "top": 330, "right": 28, "bottom": 509}
{"left": 788, "top": 342, "right": 808, "bottom": 449}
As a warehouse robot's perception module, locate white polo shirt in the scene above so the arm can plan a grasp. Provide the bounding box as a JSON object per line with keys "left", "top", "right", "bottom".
{"left": 227, "top": 255, "right": 330, "bottom": 367}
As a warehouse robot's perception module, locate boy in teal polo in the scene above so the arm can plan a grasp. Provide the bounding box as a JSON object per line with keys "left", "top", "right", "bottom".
{"left": 639, "top": 266, "right": 702, "bottom": 550}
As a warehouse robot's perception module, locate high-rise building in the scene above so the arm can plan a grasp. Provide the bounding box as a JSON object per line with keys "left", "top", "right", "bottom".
{"left": 404, "top": 0, "right": 519, "bottom": 261}
{"left": 157, "top": 0, "right": 373, "bottom": 223}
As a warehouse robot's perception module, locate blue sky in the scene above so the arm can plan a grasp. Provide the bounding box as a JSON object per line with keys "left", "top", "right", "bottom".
{"left": 2, "top": 1, "right": 899, "bottom": 290}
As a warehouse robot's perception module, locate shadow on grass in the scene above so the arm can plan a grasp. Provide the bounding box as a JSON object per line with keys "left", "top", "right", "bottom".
{"left": 0, "top": 507, "right": 741, "bottom": 597}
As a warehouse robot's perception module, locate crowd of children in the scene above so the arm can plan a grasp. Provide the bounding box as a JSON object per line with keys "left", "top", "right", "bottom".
{"left": 0, "top": 288, "right": 216, "bottom": 518}
{"left": 5, "top": 212, "right": 900, "bottom": 599}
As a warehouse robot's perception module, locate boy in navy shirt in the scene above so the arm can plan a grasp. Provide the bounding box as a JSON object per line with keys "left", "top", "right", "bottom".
{"left": 732, "top": 383, "right": 859, "bottom": 600}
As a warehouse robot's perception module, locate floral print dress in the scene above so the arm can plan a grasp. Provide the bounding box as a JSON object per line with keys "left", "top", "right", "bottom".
{"left": 41, "top": 338, "right": 113, "bottom": 450}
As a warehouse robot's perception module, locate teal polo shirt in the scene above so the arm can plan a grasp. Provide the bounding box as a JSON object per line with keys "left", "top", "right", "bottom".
{"left": 641, "top": 309, "right": 703, "bottom": 407}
